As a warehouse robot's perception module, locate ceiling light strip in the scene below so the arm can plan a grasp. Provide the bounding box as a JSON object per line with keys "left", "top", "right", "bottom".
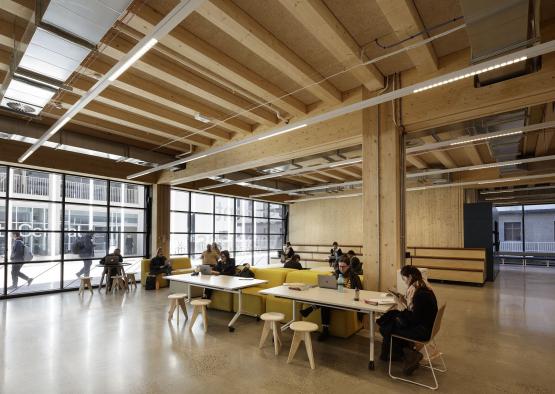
{"left": 17, "top": 0, "right": 207, "bottom": 163}
{"left": 407, "top": 121, "right": 555, "bottom": 155}
{"left": 480, "top": 185, "right": 555, "bottom": 195}
{"left": 128, "top": 39, "right": 555, "bottom": 180}
{"left": 285, "top": 192, "right": 363, "bottom": 203}
{"left": 407, "top": 154, "right": 555, "bottom": 179}
{"left": 250, "top": 180, "right": 363, "bottom": 198}
{"left": 198, "top": 157, "right": 363, "bottom": 191}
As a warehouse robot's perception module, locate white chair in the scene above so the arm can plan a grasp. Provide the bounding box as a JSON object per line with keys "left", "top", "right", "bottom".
{"left": 189, "top": 299, "right": 211, "bottom": 333}
{"left": 259, "top": 312, "right": 285, "bottom": 355}
{"left": 168, "top": 293, "right": 188, "bottom": 324}
{"left": 389, "top": 303, "right": 447, "bottom": 390}
{"left": 287, "top": 321, "right": 318, "bottom": 369}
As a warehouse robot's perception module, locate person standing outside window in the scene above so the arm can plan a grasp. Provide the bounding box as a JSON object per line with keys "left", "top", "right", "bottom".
{"left": 75, "top": 233, "right": 95, "bottom": 278}
{"left": 9, "top": 232, "right": 33, "bottom": 288}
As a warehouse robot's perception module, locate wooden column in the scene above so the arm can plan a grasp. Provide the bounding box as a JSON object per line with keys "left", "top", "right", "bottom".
{"left": 151, "top": 184, "right": 171, "bottom": 257}
{"left": 362, "top": 90, "right": 404, "bottom": 291}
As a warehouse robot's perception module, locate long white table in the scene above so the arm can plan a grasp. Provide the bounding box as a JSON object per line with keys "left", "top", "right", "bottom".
{"left": 166, "top": 273, "right": 268, "bottom": 332}
{"left": 259, "top": 285, "right": 394, "bottom": 369}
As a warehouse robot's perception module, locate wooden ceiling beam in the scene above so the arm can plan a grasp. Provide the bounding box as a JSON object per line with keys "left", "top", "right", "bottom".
{"left": 420, "top": 136, "right": 457, "bottom": 168}
{"left": 333, "top": 166, "right": 362, "bottom": 178}
{"left": 406, "top": 156, "right": 428, "bottom": 169}
{"left": 128, "top": 5, "right": 307, "bottom": 117}
{"left": 197, "top": 0, "right": 342, "bottom": 105}
{"left": 277, "top": 0, "right": 384, "bottom": 91}
{"left": 464, "top": 144, "right": 483, "bottom": 165}
{"left": 100, "top": 33, "right": 278, "bottom": 127}
{"left": 317, "top": 170, "right": 346, "bottom": 181}
{"left": 376, "top": 0, "right": 438, "bottom": 74}
{"left": 536, "top": 103, "right": 555, "bottom": 156}
{"left": 302, "top": 173, "right": 333, "bottom": 183}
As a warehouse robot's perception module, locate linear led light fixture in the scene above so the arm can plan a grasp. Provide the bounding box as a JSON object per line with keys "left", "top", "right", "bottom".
{"left": 198, "top": 157, "right": 363, "bottom": 191}
{"left": 407, "top": 121, "right": 555, "bottom": 155}
{"left": 17, "top": 0, "right": 207, "bottom": 163}
{"left": 257, "top": 123, "right": 307, "bottom": 141}
{"left": 194, "top": 113, "right": 211, "bottom": 123}
{"left": 128, "top": 38, "right": 555, "bottom": 180}
{"left": 478, "top": 178, "right": 521, "bottom": 185}
{"left": 250, "top": 180, "right": 362, "bottom": 198}
{"left": 285, "top": 192, "right": 363, "bottom": 203}
{"left": 413, "top": 56, "right": 527, "bottom": 93}
{"left": 407, "top": 154, "right": 555, "bottom": 178}
{"left": 480, "top": 185, "right": 555, "bottom": 195}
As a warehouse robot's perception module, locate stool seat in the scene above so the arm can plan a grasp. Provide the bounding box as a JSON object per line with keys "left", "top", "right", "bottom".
{"left": 167, "top": 293, "right": 188, "bottom": 323}
{"left": 260, "top": 312, "right": 284, "bottom": 322}
{"left": 290, "top": 321, "right": 318, "bottom": 332}
{"left": 288, "top": 321, "right": 318, "bottom": 369}
{"left": 191, "top": 299, "right": 211, "bottom": 306}
{"left": 168, "top": 293, "right": 187, "bottom": 299}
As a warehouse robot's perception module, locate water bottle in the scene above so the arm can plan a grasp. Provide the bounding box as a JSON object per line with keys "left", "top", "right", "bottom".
{"left": 354, "top": 288, "right": 360, "bottom": 301}
{"left": 337, "top": 274, "right": 345, "bottom": 293}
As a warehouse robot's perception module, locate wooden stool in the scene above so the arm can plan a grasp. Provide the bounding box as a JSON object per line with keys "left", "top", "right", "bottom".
{"left": 259, "top": 312, "right": 285, "bottom": 355}
{"left": 189, "top": 299, "right": 211, "bottom": 333}
{"left": 287, "top": 321, "right": 318, "bottom": 369}
{"left": 126, "top": 272, "right": 137, "bottom": 288}
{"left": 110, "top": 275, "right": 125, "bottom": 292}
{"left": 78, "top": 276, "right": 93, "bottom": 295}
{"left": 168, "top": 293, "right": 188, "bottom": 323}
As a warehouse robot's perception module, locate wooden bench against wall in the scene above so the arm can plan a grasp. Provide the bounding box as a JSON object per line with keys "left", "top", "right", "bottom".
{"left": 270, "top": 243, "right": 363, "bottom": 267}
{"left": 407, "top": 246, "right": 486, "bottom": 285}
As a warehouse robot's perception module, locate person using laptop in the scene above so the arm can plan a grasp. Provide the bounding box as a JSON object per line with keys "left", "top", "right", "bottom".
{"left": 203, "top": 250, "right": 236, "bottom": 299}
{"left": 283, "top": 254, "right": 303, "bottom": 270}
{"left": 300, "top": 255, "right": 363, "bottom": 341}
{"left": 100, "top": 248, "right": 123, "bottom": 289}
{"left": 150, "top": 247, "right": 172, "bottom": 276}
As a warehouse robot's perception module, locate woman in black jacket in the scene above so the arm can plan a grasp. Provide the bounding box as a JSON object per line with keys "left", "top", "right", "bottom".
{"left": 378, "top": 265, "right": 438, "bottom": 375}
{"left": 203, "top": 250, "right": 236, "bottom": 299}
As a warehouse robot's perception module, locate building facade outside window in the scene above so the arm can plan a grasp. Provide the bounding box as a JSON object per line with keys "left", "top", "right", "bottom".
{"left": 503, "top": 222, "right": 522, "bottom": 241}
{"left": 170, "top": 189, "right": 287, "bottom": 266}
{"left": 0, "top": 165, "right": 148, "bottom": 298}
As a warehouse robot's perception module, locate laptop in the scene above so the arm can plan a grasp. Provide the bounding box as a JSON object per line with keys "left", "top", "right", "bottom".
{"left": 105, "top": 255, "right": 120, "bottom": 265}
{"left": 198, "top": 264, "right": 212, "bottom": 275}
{"left": 318, "top": 275, "right": 337, "bottom": 289}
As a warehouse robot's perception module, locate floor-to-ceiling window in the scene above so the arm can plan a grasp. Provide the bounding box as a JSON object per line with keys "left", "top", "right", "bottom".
{"left": 169, "top": 188, "right": 286, "bottom": 266}
{"left": 0, "top": 165, "right": 148, "bottom": 298}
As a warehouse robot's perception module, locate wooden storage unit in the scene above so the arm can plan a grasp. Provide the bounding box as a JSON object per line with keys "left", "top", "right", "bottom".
{"left": 407, "top": 247, "right": 486, "bottom": 285}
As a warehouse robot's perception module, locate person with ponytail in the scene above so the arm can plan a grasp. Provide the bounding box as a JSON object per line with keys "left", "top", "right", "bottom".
{"left": 377, "top": 265, "right": 438, "bottom": 375}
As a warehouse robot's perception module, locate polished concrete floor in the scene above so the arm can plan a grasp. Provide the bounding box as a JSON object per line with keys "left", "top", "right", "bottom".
{"left": 1, "top": 266, "right": 554, "bottom": 393}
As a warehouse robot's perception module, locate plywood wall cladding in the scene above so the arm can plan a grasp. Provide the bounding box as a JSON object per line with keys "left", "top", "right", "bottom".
{"left": 405, "top": 187, "right": 465, "bottom": 248}
{"left": 289, "top": 196, "right": 363, "bottom": 246}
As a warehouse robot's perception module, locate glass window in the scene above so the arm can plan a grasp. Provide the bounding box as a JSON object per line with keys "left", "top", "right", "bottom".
{"left": 236, "top": 199, "right": 252, "bottom": 217}
{"left": 171, "top": 189, "right": 189, "bottom": 212}
{"left": 270, "top": 235, "right": 284, "bottom": 250}
{"left": 254, "top": 201, "right": 268, "bottom": 217}
{"left": 65, "top": 176, "right": 107, "bottom": 204}
{"left": 269, "top": 203, "right": 283, "bottom": 219}
{"left": 253, "top": 251, "right": 269, "bottom": 265}
{"left": 110, "top": 208, "right": 145, "bottom": 232}
{"left": 9, "top": 200, "right": 62, "bottom": 231}
{"left": 191, "top": 234, "right": 213, "bottom": 255}
{"left": 0, "top": 166, "right": 7, "bottom": 197}
{"left": 170, "top": 234, "right": 189, "bottom": 255}
{"left": 63, "top": 232, "right": 107, "bottom": 260}
{"left": 191, "top": 213, "right": 213, "bottom": 233}
{"left": 236, "top": 217, "right": 252, "bottom": 234}
{"left": 215, "top": 234, "right": 233, "bottom": 251}
{"left": 9, "top": 168, "right": 62, "bottom": 201}
{"left": 235, "top": 251, "right": 252, "bottom": 265}
{"left": 215, "top": 215, "right": 234, "bottom": 234}
{"left": 215, "top": 196, "right": 234, "bottom": 215}
{"left": 191, "top": 193, "right": 213, "bottom": 213}
{"left": 8, "top": 231, "right": 61, "bottom": 262}
{"left": 64, "top": 204, "right": 107, "bottom": 232}
{"left": 170, "top": 212, "right": 189, "bottom": 232}
{"left": 235, "top": 234, "right": 252, "bottom": 251}
{"left": 270, "top": 219, "right": 284, "bottom": 234}
{"left": 6, "top": 262, "right": 61, "bottom": 295}
{"left": 254, "top": 218, "right": 268, "bottom": 234}
{"left": 110, "top": 182, "right": 145, "bottom": 208}
{"left": 504, "top": 222, "right": 521, "bottom": 241}
{"left": 255, "top": 234, "right": 268, "bottom": 250}
{"left": 109, "top": 233, "right": 146, "bottom": 256}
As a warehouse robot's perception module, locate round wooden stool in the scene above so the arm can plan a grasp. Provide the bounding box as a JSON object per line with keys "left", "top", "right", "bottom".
{"left": 126, "top": 272, "right": 137, "bottom": 289}
{"left": 189, "top": 299, "right": 211, "bottom": 333}
{"left": 78, "top": 276, "right": 93, "bottom": 295}
{"left": 168, "top": 293, "right": 188, "bottom": 324}
{"left": 287, "top": 321, "right": 318, "bottom": 369}
{"left": 110, "top": 275, "right": 125, "bottom": 292}
{"left": 259, "top": 312, "right": 285, "bottom": 355}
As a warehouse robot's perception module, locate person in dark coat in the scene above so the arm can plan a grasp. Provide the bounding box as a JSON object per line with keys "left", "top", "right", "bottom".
{"left": 284, "top": 254, "right": 303, "bottom": 270}
{"left": 203, "top": 250, "right": 236, "bottom": 299}
{"left": 150, "top": 247, "right": 172, "bottom": 276}
{"left": 347, "top": 250, "right": 363, "bottom": 275}
{"left": 9, "top": 232, "right": 32, "bottom": 288}
{"left": 75, "top": 233, "right": 95, "bottom": 277}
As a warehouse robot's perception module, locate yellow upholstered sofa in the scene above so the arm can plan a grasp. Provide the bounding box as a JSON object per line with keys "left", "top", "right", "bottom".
{"left": 141, "top": 257, "right": 194, "bottom": 288}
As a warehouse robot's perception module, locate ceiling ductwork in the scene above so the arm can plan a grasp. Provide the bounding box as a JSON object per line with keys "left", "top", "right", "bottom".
{"left": 0, "top": 0, "right": 132, "bottom": 116}
{"left": 460, "top": 0, "right": 540, "bottom": 86}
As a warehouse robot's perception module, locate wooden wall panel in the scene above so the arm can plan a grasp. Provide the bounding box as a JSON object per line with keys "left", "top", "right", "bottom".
{"left": 405, "top": 187, "right": 464, "bottom": 248}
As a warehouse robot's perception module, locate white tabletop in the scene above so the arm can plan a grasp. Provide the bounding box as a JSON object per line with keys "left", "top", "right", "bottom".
{"left": 166, "top": 273, "right": 268, "bottom": 291}
{"left": 259, "top": 285, "right": 394, "bottom": 314}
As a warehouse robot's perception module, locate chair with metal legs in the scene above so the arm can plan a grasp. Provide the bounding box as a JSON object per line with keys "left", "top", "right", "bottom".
{"left": 389, "top": 303, "right": 447, "bottom": 391}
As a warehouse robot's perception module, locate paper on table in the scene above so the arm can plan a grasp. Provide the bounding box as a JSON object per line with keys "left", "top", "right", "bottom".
{"left": 283, "top": 282, "right": 312, "bottom": 291}
{"left": 364, "top": 297, "right": 397, "bottom": 306}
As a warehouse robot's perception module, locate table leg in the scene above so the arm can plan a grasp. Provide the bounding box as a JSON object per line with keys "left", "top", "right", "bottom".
{"left": 228, "top": 290, "right": 241, "bottom": 332}
{"left": 120, "top": 266, "right": 127, "bottom": 289}
{"left": 281, "top": 299, "right": 297, "bottom": 332}
{"left": 368, "top": 311, "right": 375, "bottom": 370}
{"left": 187, "top": 284, "right": 191, "bottom": 303}
{"left": 99, "top": 268, "right": 106, "bottom": 292}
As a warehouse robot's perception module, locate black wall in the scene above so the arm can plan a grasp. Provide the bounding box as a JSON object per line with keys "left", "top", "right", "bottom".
{"left": 464, "top": 202, "right": 498, "bottom": 281}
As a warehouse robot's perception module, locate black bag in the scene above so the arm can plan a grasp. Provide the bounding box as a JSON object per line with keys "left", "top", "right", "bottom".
{"left": 237, "top": 265, "right": 255, "bottom": 278}
{"left": 145, "top": 275, "right": 157, "bottom": 290}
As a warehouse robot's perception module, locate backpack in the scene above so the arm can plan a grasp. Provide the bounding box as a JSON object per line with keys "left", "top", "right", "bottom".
{"left": 72, "top": 238, "right": 83, "bottom": 254}
{"left": 237, "top": 264, "right": 255, "bottom": 278}
{"left": 23, "top": 245, "right": 33, "bottom": 261}
{"left": 145, "top": 275, "right": 157, "bottom": 290}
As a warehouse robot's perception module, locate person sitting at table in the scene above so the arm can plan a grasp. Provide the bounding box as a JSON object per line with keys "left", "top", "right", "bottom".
{"left": 300, "top": 255, "right": 363, "bottom": 341}
{"left": 100, "top": 248, "right": 123, "bottom": 288}
{"left": 201, "top": 244, "right": 219, "bottom": 266}
{"left": 328, "top": 241, "right": 343, "bottom": 268}
{"left": 346, "top": 250, "right": 363, "bottom": 275}
{"left": 150, "top": 247, "right": 172, "bottom": 276}
{"left": 377, "top": 265, "right": 438, "bottom": 375}
{"left": 203, "top": 250, "right": 236, "bottom": 299}
{"left": 280, "top": 242, "right": 295, "bottom": 263}
{"left": 284, "top": 254, "right": 303, "bottom": 270}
